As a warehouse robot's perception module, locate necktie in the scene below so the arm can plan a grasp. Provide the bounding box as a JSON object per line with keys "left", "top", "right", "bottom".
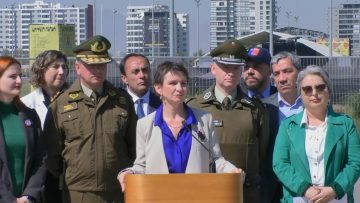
{"left": 136, "top": 98, "right": 145, "bottom": 119}
{"left": 91, "top": 92, "right": 98, "bottom": 104}
{"left": 222, "top": 97, "right": 231, "bottom": 110}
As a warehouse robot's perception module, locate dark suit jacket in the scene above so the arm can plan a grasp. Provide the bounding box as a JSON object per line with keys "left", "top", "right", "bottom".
{"left": 261, "top": 93, "right": 281, "bottom": 203}
{"left": 0, "top": 106, "right": 46, "bottom": 203}
{"left": 241, "top": 84, "right": 278, "bottom": 99}
{"left": 262, "top": 93, "right": 280, "bottom": 139}
{"left": 148, "top": 91, "right": 161, "bottom": 113}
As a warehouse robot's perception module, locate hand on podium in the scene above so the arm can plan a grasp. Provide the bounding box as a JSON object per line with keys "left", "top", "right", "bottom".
{"left": 117, "top": 170, "right": 133, "bottom": 192}
{"left": 228, "top": 168, "right": 246, "bottom": 184}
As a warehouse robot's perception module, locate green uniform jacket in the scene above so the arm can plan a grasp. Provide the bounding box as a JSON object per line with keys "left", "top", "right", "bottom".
{"left": 186, "top": 85, "right": 269, "bottom": 203}
{"left": 273, "top": 107, "right": 360, "bottom": 203}
{"left": 44, "top": 79, "right": 137, "bottom": 192}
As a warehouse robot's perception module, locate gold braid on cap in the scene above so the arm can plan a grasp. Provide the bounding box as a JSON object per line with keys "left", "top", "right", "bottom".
{"left": 90, "top": 41, "right": 107, "bottom": 53}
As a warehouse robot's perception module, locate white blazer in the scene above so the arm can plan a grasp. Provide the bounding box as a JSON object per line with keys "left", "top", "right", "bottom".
{"left": 131, "top": 107, "right": 236, "bottom": 174}
{"left": 21, "top": 88, "right": 48, "bottom": 129}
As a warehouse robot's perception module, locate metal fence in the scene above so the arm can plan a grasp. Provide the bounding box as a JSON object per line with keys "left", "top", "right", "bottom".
{"left": 19, "top": 56, "right": 360, "bottom": 127}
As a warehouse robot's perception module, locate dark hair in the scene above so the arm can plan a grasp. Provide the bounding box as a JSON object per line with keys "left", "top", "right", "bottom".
{"left": 30, "top": 50, "right": 68, "bottom": 87}
{"left": 0, "top": 56, "right": 25, "bottom": 110}
{"left": 153, "top": 61, "right": 189, "bottom": 85}
{"left": 119, "top": 53, "right": 150, "bottom": 75}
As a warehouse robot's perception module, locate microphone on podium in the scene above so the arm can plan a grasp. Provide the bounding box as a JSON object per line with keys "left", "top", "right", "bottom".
{"left": 182, "top": 120, "right": 216, "bottom": 173}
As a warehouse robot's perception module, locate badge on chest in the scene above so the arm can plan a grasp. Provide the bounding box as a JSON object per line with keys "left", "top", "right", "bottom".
{"left": 213, "top": 119, "right": 223, "bottom": 127}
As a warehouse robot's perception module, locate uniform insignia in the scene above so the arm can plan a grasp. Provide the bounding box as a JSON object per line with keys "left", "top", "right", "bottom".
{"left": 24, "top": 119, "right": 32, "bottom": 127}
{"left": 69, "top": 92, "right": 79, "bottom": 100}
{"left": 107, "top": 89, "right": 117, "bottom": 97}
{"left": 63, "top": 102, "right": 78, "bottom": 113}
{"left": 203, "top": 92, "right": 212, "bottom": 100}
{"left": 241, "top": 97, "right": 254, "bottom": 106}
{"left": 213, "top": 119, "right": 223, "bottom": 127}
{"left": 90, "top": 41, "right": 107, "bottom": 53}
{"left": 119, "top": 97, "right": 126, "bottom": 104}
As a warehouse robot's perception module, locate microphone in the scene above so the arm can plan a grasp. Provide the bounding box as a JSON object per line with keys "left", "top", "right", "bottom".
{"left": 182, "top": 120, "right": 216, "bottom": 173}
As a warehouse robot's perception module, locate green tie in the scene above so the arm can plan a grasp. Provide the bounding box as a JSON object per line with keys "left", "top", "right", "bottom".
{"left": 91, "top": 92, "right": 98, "bottom": 104}
{"left": 222, "top": 97, "right": 231, "bottom": 110}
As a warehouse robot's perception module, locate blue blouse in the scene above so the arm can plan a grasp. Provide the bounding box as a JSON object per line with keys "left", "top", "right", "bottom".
{"left": 154, "top": 103, "right": 197, "bottom": 173}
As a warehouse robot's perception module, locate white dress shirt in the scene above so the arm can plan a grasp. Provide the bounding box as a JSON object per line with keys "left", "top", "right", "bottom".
{"left": 294, "top": 111, "right": 347, "bottom": 202}
{"left": 127, "top": 89, "right": 151, "bottom": 116}
{"left": 301, "top": 110, "right": 328, "bottom": 187}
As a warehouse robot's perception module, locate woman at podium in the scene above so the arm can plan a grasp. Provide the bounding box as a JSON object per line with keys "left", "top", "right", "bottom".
{"left": 118, "top": 61, "right": 244, "bottom": 191}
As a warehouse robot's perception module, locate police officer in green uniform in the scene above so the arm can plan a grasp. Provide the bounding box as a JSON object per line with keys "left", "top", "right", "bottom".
{"left": 186, "top": 39, "right": 269, "bottom": 203}
{"left": 43, "top": 35, "right": 137, "bottom": 203}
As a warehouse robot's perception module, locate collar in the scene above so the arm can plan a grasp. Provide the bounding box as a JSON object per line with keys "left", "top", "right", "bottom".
{"left": 127, "top": 89, "right": 150, "bottom": 104}
{"left": 278, "top": 94, "right": 302, "bottom": 107}
{"left": 154, "top": 103, "right": 197, "bottom": 127}
{"left": 214, "top": 85, "right": 237, "bottom": 103}
{"left": 248, "top": 85, "right": 271, "bottom": 98}
{"left": 300, "top": 109, "right": 328, "bottom": 127}
{"left": 80, "top": 82, "right": 103, "bottom": 98}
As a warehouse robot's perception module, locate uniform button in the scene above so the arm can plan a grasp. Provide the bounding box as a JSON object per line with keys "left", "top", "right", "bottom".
{"left": 314, "top": 163, "right": 318, "bottom": 166}
{"left": 313, "top": 175, "right": 316, "bottom": 178}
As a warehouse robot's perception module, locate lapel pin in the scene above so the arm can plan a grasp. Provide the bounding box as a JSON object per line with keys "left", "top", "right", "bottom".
{"left": 24, "top": 119, "right": 32, "bottom": 127}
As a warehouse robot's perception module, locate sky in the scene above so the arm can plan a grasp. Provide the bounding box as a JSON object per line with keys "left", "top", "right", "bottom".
{"left": 1, "top": 0, "right": 350, "bottom": 55}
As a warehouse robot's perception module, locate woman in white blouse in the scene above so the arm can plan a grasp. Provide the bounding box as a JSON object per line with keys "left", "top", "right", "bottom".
{"left": 273, "top": 65, "right": 360, "bottom": 203}
{"left": 21, "top": 50, "right": 68, "bottom": 129}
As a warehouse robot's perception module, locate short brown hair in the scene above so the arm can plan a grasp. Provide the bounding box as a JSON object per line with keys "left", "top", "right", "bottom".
{"left": 153, "top": 61, "right": 189, "bottom": 86}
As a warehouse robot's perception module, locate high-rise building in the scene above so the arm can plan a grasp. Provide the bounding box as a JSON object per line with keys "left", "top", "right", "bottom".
{"left": 330, "top": 3, "right": 360, "bottom": 56}
{"left": 0, "top": 0, "right": 93, "bottom": 56}
{"left": 176, "top": 13, "right": 189, "bottom": 56}
{"left": 210, "top": 0, "right": 277, "bottom": 50}
{"left": 126, "top": 5, "right": 189, "bottom": 57}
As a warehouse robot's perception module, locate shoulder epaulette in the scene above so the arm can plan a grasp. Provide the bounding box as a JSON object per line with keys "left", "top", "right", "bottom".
{"left": 240, "top": 96, "right": 255, "bottom": 107}
{"left": 68, "top": 91, "right": 80, "bottom": 100}
{"left": 185, "top": 97, "right": 196, "bottom": 104}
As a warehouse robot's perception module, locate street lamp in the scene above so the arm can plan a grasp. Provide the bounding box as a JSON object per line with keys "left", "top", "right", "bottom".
{"left": 329, "top": 0, "right": 333, "bottom": 57}
{"left": 194, "top": 0, "right": 200, "bottom": 58}
{"left": 152, "top": 0, "right": 155, "bottom": 60}
{"left": 113, "top": 8, "right": 118, "bottom": 57}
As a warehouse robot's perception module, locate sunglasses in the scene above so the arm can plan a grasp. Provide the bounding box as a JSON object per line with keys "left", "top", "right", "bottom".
{"left": 301, "top": 84, "right": 327, "bottom": 96}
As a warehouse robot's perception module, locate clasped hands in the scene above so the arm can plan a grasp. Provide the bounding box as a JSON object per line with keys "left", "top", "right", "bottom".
{"left": 304, "top": 185, "right": 336, "bottom": 203}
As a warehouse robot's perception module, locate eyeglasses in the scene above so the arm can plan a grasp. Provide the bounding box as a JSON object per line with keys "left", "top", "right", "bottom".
{"left": 301, "top": 84, "right": 327, "bottom": 96}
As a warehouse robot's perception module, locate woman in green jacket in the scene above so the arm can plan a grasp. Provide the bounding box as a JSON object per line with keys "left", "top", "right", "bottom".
{"left": 273, "top": 65, "right": 360, "bottom": 203}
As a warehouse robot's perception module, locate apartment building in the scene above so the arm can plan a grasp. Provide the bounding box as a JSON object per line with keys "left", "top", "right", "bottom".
{"left": 0, "top": 0, "right": 93, "bottom": 55}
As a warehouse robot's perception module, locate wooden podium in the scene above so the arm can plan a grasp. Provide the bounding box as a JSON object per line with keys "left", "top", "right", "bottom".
{"left": 124, "top": 173, "right": 243, "bottom": 203}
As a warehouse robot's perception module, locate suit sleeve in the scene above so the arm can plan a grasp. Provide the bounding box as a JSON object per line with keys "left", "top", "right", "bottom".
{"left": 43, "top": 106, "right": 64, "bottom": 177}
{"left": 125, "top": 97, "right": 137, "bottom": 162}
{"left": 331, "top": 117, "right": 360, "bottom": 198}
{"left": 272, "top": 122, "right": 311, "bottom": 196}
{"left": 0, "top": 179, "right": 16, "bottom": 202}
{"left": 131, "top": 119, "right": 147, "bottom": 174}
{"left": 22, "top": 109, "right": 47, "bottom": 201}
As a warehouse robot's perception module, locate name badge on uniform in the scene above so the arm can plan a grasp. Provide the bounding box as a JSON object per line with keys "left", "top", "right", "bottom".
{"left": 63, "top": 102, "right": 78, "bottom": 113}
{"left": 213, "top": 119, "right": 223, "bottom": 127}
